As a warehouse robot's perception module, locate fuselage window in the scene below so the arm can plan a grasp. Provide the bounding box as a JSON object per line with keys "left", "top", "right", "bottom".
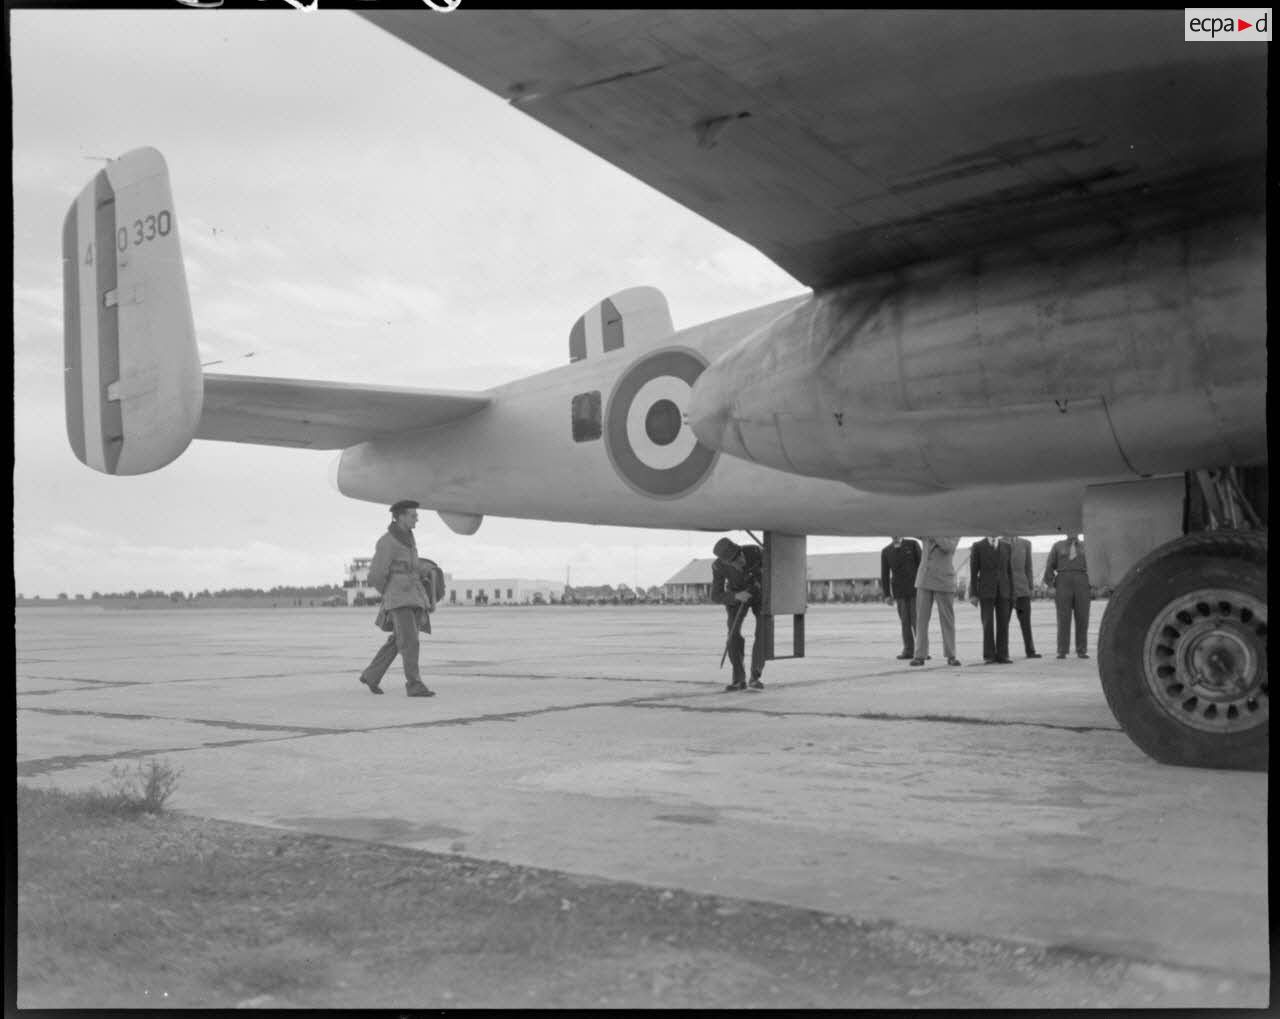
{"left": 572, "top": 390, "right": 602, "bottom": 442}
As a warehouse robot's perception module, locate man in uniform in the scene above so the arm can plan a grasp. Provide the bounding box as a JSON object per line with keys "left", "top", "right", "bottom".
{"left": 711, "top": 537, "right": 766, "bottom": 691}
{"left": 969, "top": 535, "right": 1014, "bottom": 664}
{"left": 1007, "top": 535, "right": 1042, "bottom": 658}
{"left": 359, "top": 499, "right": 437, "bottom": 697}
{"left": 1044, "top": 533, "right": 1091, "bottom": 659}
{"left": 880, "top": 536, "right": 922, "bottom": 660}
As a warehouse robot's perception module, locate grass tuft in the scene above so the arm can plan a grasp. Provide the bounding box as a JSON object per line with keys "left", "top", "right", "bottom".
{"left": 84, "top": 758, "right": 183, "bottom": 816}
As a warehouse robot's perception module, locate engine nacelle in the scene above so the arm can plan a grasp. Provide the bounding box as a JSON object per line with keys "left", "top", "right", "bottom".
{"left": 62, "top": 147, "right": 202, "bottom": 475}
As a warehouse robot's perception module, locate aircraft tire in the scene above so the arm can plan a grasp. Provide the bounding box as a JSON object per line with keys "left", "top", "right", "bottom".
{"left": 1098, "top": 530, "right": 1267, "bottom": 771}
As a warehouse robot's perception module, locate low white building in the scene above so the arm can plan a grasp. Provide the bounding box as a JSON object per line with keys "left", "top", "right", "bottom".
{"left": 447, "top": 578, "right": 565, "bottom": 606}
{"left": 664, "top": 553, "right": 883, "bottom": 602}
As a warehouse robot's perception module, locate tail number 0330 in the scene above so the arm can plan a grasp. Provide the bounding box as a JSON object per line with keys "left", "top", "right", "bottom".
{"left": 83, "top": 210, "right": 172, "bottom": 265}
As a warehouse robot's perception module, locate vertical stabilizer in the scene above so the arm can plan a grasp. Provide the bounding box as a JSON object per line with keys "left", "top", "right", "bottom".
{"left": 62, "top": 147, "right": 202, "bottom": 475}
{"left": 568, "top": 286, "right": 673, "bottom": 363}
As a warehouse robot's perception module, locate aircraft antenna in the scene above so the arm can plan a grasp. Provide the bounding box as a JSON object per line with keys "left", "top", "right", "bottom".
{"left": 201, "top": 352, "right": 257, "bottom": 368}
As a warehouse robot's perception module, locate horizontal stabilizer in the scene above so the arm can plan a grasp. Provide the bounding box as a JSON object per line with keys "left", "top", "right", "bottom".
{"left": 62, "top": 147, "right": 202, "bottom": 475}
{"left": 198, "top": 374, "right": 491, "bottom": 448}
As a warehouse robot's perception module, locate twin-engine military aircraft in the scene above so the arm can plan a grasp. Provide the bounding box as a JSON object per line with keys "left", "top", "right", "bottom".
{"left": 62, "top": 12, "right": 1266, "bottom": 770}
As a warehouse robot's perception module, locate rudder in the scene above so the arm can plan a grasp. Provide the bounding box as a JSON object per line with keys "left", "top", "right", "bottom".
{"left": 62, "top": 147, "right": 202, "bottom": 475}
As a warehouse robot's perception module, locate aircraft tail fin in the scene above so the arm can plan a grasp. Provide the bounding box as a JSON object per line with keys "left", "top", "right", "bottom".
{"left": 62, "top": 147, "right": 203, "bottom": 475}
{"left": 568, "top": 286, "right": 673, "bottom": 363}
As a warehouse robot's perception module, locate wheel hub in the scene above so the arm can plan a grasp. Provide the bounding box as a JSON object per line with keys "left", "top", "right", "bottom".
{"left": 1142, "top": 588, "right": 1267, "bottom": 734}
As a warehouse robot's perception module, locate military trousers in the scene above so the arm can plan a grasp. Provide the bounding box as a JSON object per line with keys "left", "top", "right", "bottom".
{"left": 725, "top": 602, "right": 765, "bottom": 682}
{"left": 362, "top": 606, "right": 426, "bottom": 689}
{"left": 1053, "top": 573, "right": 1091, "bottom": 656}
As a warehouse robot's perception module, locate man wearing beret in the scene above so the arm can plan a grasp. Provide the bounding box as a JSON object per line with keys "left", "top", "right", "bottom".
{"left": 711, "top": 536, "right": 766, "bottom": 691}
{"left": 359, "top": 499, "right": 437, "bottom": 697}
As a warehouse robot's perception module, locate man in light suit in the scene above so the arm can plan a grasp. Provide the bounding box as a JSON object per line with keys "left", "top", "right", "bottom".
{"left": 910, "top": 536, "right": 961, "bottom": 667}
{"left": 969, "top": 535, "right": 1014, "bottom": 663}
{"left": 1007, "top": 535, "right": 1042, "bottom": 659}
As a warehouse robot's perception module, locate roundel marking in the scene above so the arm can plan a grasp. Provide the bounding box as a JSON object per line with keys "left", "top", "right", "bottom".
{"left": 626, "top": 375, "right": 697, "bottom": 470}
{"left": 606, "top": 348, "right": 717, "bottom": 498}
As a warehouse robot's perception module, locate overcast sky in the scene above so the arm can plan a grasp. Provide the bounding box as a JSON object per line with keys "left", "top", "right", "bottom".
{"left": 12, "top": 11, "right": 1053, "bottom": 598}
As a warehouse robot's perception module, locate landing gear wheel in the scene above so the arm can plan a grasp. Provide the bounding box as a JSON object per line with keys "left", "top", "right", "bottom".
{"left": 1098, "top": 531, "right": 1267, "bottom": 770}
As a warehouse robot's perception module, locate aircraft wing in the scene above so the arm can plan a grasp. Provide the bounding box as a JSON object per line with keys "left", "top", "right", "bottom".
{"left": 197, "top": 373, "right": 490, "bottom": 449}
{"left": 362, "top": 10, "right": 1265, "bottom": 290}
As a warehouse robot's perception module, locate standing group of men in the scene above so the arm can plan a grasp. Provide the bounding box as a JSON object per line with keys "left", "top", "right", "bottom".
{"left": 880, "top": 534, "right": 1092, "bottom": 667}
{"left": 709, "top": 531, "right": 1093, "bottom": 693}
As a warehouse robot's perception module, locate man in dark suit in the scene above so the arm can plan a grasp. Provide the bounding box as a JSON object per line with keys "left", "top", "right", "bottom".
{"left": 969, "top": 535, "right": 1014, "bottom": 664}
{"left": 880, "top": 536, "right": 922, "bottom": 660}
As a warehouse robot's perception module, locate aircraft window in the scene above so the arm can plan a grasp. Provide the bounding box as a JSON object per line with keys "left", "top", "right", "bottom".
{"left": 572, "top": 391, "right": 602, "bottom": 442}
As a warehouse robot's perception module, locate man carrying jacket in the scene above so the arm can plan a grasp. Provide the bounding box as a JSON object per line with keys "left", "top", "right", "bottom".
{"left": 880, "top": 536, "right": 922, "bottom": 660}
{"left": 711, "top": 537, "right": 766, "bottom": 691}
{"left": 359, "top": 499, "right": 436, "bottom": 697}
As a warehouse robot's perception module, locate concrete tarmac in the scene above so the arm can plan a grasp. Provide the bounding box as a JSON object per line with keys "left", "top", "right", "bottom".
{"left": 16, "top": 602, "right": 1268, "bottom": 1005}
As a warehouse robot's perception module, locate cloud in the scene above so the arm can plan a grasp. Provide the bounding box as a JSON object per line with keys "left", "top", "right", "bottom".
{"left": 13, "top": 282, "right": 63, "bottom": 340}
{"left": 183, "top": 219, "right": 288, "bottom": 262}
{"left": 694, "top": 245, "right": 806, "bottom": 295}
{"left": 263, "top": 275, "right": 444, "bottom": 325}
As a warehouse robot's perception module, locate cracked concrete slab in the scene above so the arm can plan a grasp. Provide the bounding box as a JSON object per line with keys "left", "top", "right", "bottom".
{"left": 15, "top": 602, "right": 1268, "bottom": 1002}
